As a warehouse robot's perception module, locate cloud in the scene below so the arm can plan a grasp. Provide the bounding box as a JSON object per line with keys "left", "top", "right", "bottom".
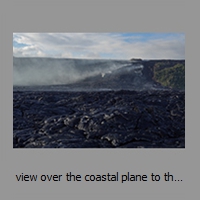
{"left": 13, "top": 45, "right": 46, "bottom": 57}
{"left": 13, "top": 33, "right": 185, "bottom": 59}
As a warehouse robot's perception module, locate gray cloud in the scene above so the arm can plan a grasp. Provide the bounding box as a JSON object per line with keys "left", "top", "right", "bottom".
{"left": 13, "top": 33, "right": 185, "bottom": 59}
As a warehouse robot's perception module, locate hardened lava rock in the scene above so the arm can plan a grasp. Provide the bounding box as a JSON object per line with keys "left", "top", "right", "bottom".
{"left": 13, "top": 90, "right": 185, "bottom": 148}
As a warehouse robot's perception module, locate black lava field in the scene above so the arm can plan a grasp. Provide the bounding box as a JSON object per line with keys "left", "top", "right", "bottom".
{"left": 13, "top": 58, "right": 185, "bottom": 148}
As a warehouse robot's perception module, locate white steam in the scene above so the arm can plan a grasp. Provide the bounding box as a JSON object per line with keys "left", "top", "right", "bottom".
{"left": 13, "top": 57, "right": 133, "bottom": 86}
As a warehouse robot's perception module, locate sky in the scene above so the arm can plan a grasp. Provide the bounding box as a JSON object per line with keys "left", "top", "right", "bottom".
{"left": 13, "top": 33, "right": 185, "bottom": 60}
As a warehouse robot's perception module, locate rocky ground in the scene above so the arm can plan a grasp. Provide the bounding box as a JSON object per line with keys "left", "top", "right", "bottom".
{"left": 13, "top": 90, "right": 185, "bottom": 148}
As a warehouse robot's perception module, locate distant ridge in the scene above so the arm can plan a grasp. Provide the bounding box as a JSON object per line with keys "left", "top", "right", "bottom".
{"left": 13, "top": 57, "right": 185, "bottom": 91}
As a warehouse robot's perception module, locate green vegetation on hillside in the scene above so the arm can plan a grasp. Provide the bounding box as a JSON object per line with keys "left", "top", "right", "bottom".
{"left": 153, "top": 63, "right": 185, "bottom": 90}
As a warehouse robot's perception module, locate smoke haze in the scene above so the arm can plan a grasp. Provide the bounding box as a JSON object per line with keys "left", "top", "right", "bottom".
{"left": 13, "top": 57, "right": 133, "bottom": 85}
